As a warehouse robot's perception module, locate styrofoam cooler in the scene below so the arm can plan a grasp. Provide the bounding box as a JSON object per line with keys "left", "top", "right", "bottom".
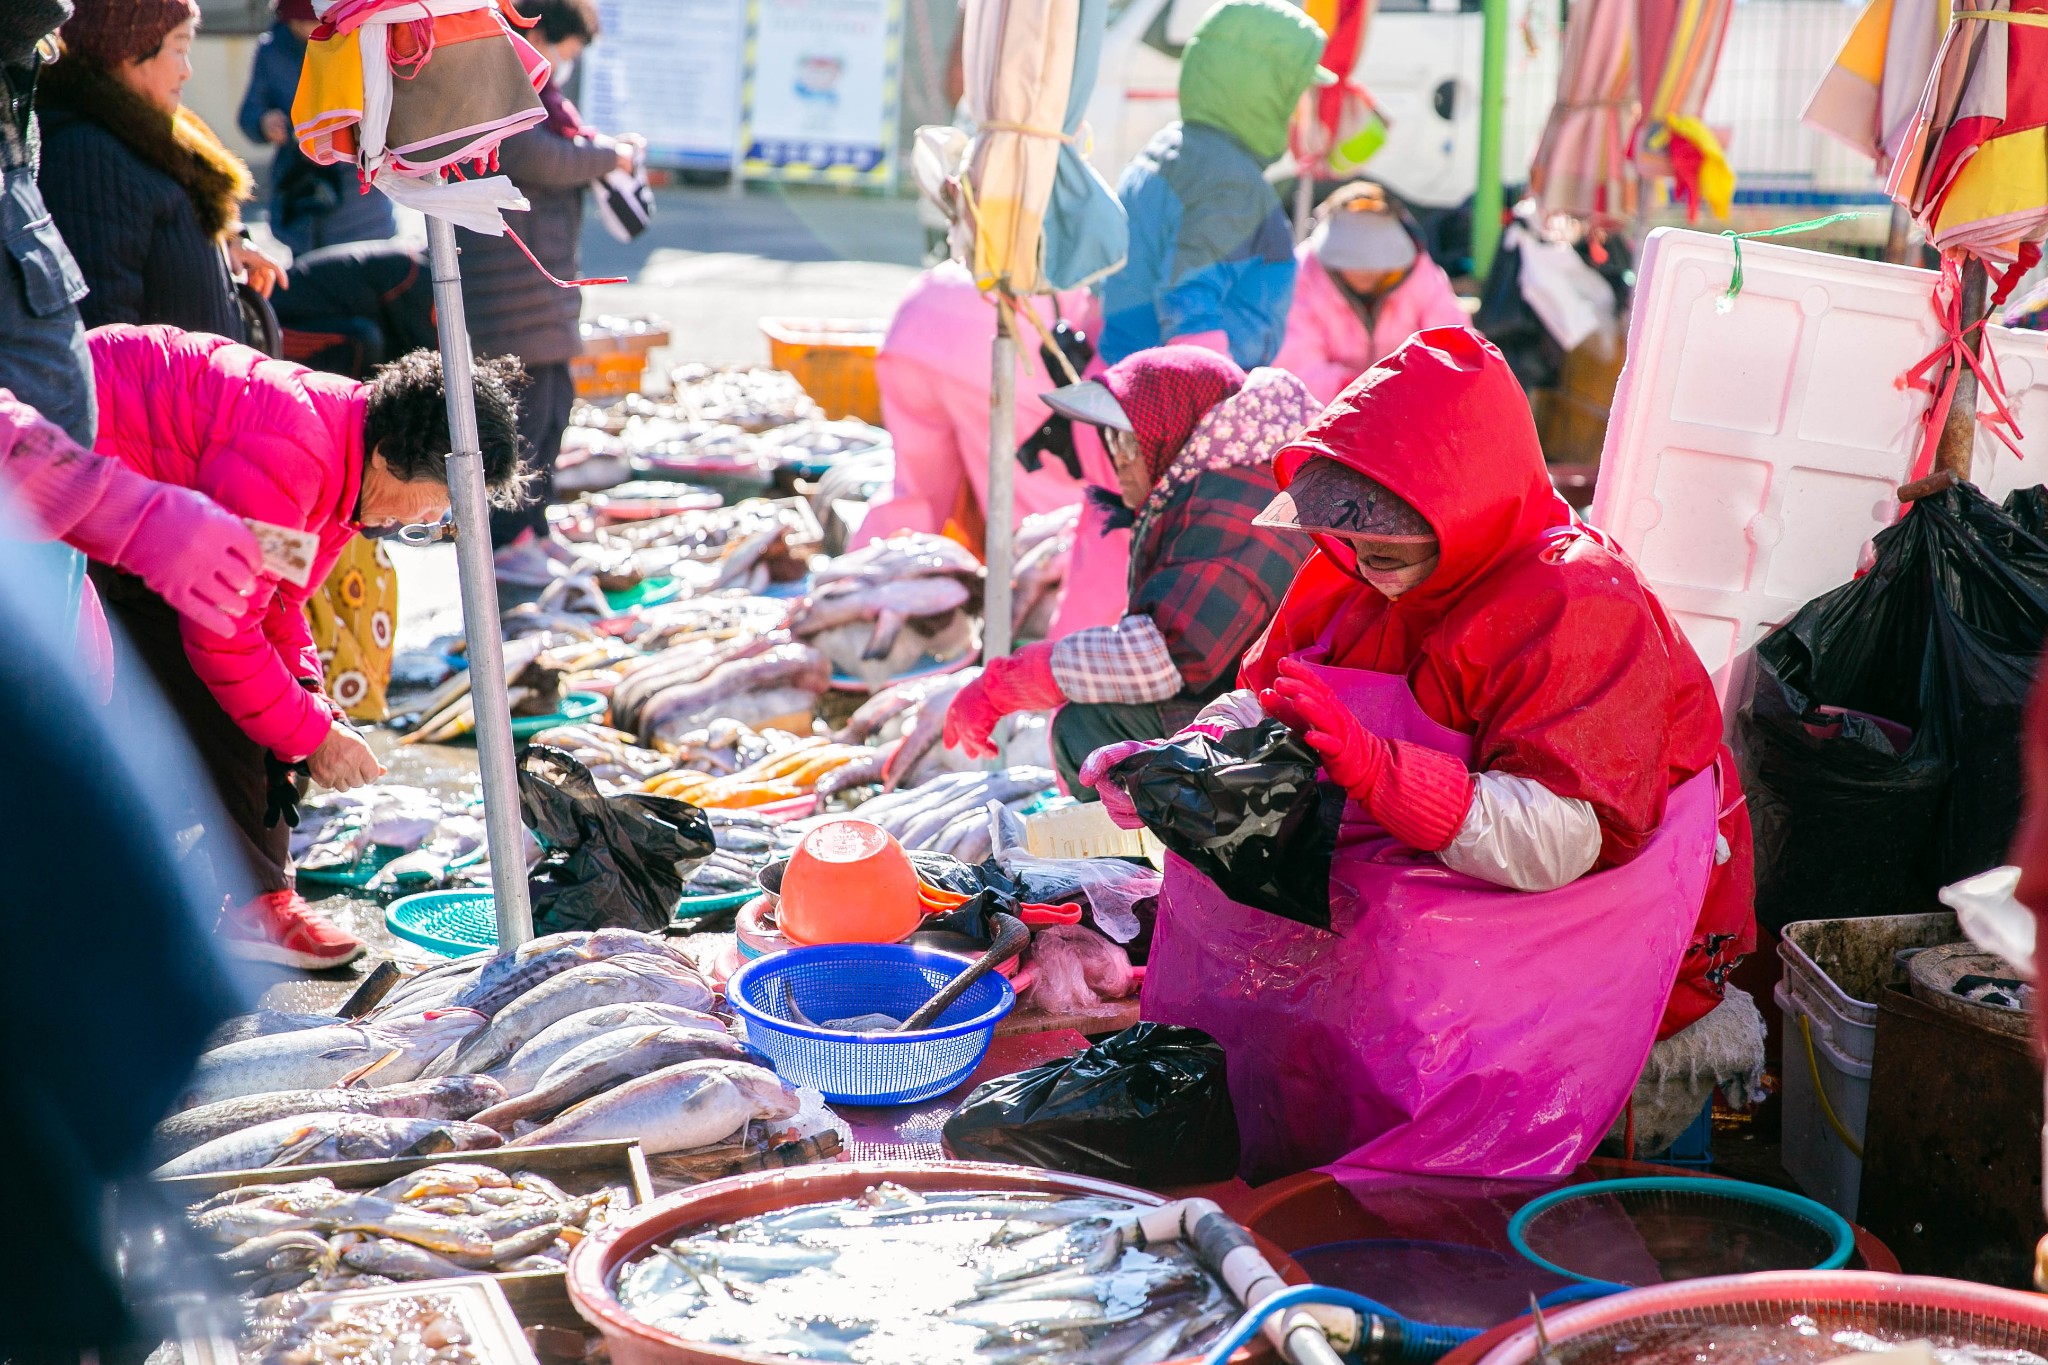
{"left": 1775, "top": 913, "right": 1959, "bottom": 1219}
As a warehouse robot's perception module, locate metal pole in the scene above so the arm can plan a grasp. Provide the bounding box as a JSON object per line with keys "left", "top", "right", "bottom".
{"left": 1883, "top": 203, "right": 1913, "bottom": 266}
{"left": 984, "top": 296, "right": 1018, "bottom": 668}
{"left": 425, "top": 213, "right": 533, "bottom": 949}
{"left": 1933, "top": 255, "right": 1988, "bottom": 484}
{"left": 1472, "top": 0, "right": 1510, "bottom": 277}
{"left": 1294, "top": 167, "right": 1314, "bottom": 242}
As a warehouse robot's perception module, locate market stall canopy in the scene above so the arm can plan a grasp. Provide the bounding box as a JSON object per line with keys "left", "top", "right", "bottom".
{"left": 1800, "top": 0, "right": 1945, "bottom": 173}
{"left": 1884, "top": 0, "right": 2048, "bottom": 264}
{"left": 1632, "top": 0, "right": 1737, "bottom": 220}
{"left": 919, "top": 0, "right": 1126, "bottom": 293}
{"left": 1529, "top": 0, "right": 1637, "bottom": 228}
{"left": 1292, "top": 0, "right": 1384, "bottom": 181}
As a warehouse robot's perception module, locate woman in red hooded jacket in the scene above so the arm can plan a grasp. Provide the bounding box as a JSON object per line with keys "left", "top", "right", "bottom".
{"left": 1084, "top": 327, "right": 1755, "bottom": 1180}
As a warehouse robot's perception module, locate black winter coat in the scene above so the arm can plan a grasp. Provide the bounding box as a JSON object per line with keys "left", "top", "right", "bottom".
{"left": 455, "top": 122, "right": 615, "bottom": 367}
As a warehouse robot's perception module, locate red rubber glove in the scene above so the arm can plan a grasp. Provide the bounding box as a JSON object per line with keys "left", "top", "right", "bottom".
{"left": 1077, "top": 739, "right": 1156, "bottom": 829}
{"left": 71, "top": 477, "right": 261, "bottom": 639}
{"left": 942, "top": 641, "right": 1066, "bottom": 759}
{"left": 1261, "top": 656, "right": 1474, "bottom": 852}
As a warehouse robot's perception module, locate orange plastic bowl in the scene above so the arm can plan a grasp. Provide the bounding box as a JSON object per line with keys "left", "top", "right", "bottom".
{"left": 777, "top": 819, "right": 922, "bottom": 946}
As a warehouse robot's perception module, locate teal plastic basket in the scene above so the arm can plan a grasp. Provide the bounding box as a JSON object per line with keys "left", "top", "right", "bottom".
{"left": 509, "top": 692, "right": 607, "bottom": 741}
{"left": 386, "top": 890, "right": 500, "bottom": 957}
{"left": 297, "top": 844, "right": 402, "bottom": 889}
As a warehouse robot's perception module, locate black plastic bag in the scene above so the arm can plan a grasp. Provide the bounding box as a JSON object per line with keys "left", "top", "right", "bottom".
{"left": 942, "top": 1024, "right": 1238, "bottom": 1184}
{"left": 1738, "top": 484, "right": 2048, "bottom": 932}
{"left": 517, "top": 745, "right": 716, "bottom": 935}
{"left": 1108, "top": 719, "right": 1342, "bottom": 929}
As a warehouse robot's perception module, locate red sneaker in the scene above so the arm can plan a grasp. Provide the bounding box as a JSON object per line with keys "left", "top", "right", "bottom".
{"left": 218, "top": 890, "right": 367, "bottom": 970}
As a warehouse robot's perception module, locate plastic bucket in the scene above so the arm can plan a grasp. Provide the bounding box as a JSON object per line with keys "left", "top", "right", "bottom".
{"left": 1775, "top": 912, "right": 1958, "bottom": 1219}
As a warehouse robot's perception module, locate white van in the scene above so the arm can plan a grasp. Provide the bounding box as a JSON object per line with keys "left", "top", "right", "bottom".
{"left": 1084, "top": 0, "right": 1886, "bottom": 224}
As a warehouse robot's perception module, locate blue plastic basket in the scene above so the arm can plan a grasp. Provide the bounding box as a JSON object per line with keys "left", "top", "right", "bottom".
{"left": 1507, "top": 1176, "right": 1855, "bottom": 1286}
{"left": 386, "top": 890, "right": 500, "bottom": 957}
{"left": 726, "top": 944, "right": 1014, "bottom": 1105}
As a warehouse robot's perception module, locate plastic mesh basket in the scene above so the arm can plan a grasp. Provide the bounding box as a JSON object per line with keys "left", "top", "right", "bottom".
{"left": 1509, "top": 1178, "right": 1855, "bottom": 1287}
{"left": 386, "top": 891, "right": 499, "bottom": 957}
{"left": 726, "top": 944, "right": 1013, "bottom": 1105}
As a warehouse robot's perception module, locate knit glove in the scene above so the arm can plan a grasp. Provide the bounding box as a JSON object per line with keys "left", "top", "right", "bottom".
{"left": 70, "top": 476, "right": 261, "bottom": 639}
{"left": 1262, "top": 657, "right": 1474, "bottom": 852}
{"left": 943, "top": 641, "right": 1065, "bottom": 759}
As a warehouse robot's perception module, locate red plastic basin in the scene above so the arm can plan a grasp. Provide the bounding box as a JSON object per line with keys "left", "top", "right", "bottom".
{"left": 567, "top": 1160, "right": 1303, "bottom": 1365}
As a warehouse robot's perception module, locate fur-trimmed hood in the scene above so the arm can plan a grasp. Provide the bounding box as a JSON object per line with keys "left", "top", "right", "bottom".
{"left": 37, "top": 53, "right": 249, "bottom": 239}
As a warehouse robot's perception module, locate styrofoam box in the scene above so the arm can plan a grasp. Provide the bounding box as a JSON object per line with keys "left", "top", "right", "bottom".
{"left": 1593, "top": 228, "right": 2048, "bottom": 710}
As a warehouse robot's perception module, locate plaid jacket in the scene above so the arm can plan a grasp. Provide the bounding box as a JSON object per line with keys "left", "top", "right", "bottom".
{"left": 1128, "top": 463, "right": 1309, "bottom": 701}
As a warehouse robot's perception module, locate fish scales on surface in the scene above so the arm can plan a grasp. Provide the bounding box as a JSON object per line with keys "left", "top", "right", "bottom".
{"left": 151, "top": 1075, "right": 508, "bottom": 1164}
{"left": 490, "top": 1001, "right": 729, "bottom": 1097}
{"left": 508, "top": 1059, "right": 797, "bottom": 1154}
{"left": 155, "top": 1114, "right": 503, "bottom": 1178}
{"left": 177, "top": 1011, "right": 487, "bottom": 1111}
{"left": 448, "top": 954, "right": 717, "bottom": 1074}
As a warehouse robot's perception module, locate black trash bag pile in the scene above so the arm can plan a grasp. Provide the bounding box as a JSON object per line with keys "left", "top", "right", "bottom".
{"left": 943, "top": 1023, "right": 1238, "bottom": 1185}
{"left": 1738, "top": 483, "right": 2048, "bottom": 932}
{"left": 1107, "top": 719, "right": 1343, "bottom": 930}
{"left": 517, "top": 745, "right": 716, "bottom": 935}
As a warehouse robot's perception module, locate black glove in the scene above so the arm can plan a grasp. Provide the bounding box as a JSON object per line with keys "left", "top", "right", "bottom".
{"left": 264, "top": 753, "right": 310, "bottom": 829}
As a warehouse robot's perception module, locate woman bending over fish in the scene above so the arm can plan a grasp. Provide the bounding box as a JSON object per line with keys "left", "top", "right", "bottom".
{"left": 84, "top": 324, "right": 530, "bottom": 969}
{"left": 943, "top": 346, "right": 1317, "bottom": 796}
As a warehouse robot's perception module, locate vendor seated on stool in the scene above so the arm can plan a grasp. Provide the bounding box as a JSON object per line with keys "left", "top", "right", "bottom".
{"left": 942, "top": 345, "right": 1317, "bottom": 793}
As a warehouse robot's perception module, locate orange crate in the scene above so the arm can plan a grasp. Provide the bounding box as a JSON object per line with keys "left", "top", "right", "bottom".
{"left": 571, "top": 349, "right": 645, "bottom": 401}
{"left": 761, "top": 317, "right": 887, "bottom": 424}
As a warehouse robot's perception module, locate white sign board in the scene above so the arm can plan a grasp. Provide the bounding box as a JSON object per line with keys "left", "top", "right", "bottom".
{"left": 740, "top": 0, "right": 901, "bottom": 187}
{"left": 583, "top": 0, "right": 745, "bottom": 168}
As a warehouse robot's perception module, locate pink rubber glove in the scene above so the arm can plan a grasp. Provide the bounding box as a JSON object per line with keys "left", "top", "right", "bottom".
{"left": 1077, "top": 739, "right": 1155, "bottom": 829}
{"left": 1262, "top": 656, "right": 1474, "bottom": 851}
{"left": 70, "top": 478, "right": 261, "bottom": 639}
{"left": 943, "top": 641, "right": 1065, "bottom": 759}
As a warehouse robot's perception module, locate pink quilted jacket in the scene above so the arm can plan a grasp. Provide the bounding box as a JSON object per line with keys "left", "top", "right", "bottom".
{"left": 1272, "top": 243, "right": 1470, "bottom": 406}
{"left": 88, "top": 325, "right": 369, "bottom": 761}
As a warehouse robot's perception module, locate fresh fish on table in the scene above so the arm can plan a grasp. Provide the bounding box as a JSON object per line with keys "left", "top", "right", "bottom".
{"left": 446, "top": 954, "right": 716, "bottom": 1074}
{"left": 811, "top": 534, "right": 984, "bottom": 586}
{"left": 882, "top": 670, "right": 981, "bottom": 788}
{"left": 444, "top": 927, "right": 696, "bottom": 1018}
{"left": 639, "top": 643, "right": 830, "bottom": 748}
{"left": 509, "top": 1058, "right": 798, "bottom": 1154}
{"left": 472, "top": 1025, "right": 774, "bottom": 1131}
{"left": 491, "top": 1000, "right": 728, "bottom": 1096}
{"left": 177, "top": 1010, "right": 487, "bottom": 1111}
{"left": 151, "top": 1074, "right": 509, "bottom": 1164}
{"left": 203, "top": 1010, "right": 348, "bottom": 1050}
{"left": 834, "top": 677, "right": 940, "bottom": 745}
{"left": 790, "top": 578, "right": 973, "bottom": 659}
{"left": 155, "top": 1113, "right": 503, "bottom": 1177}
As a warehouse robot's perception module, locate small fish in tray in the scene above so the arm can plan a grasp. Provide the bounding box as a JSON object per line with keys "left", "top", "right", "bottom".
{"left": 186, "top": 1163, "right": 622, "bottom": 1298}
{"left": 241, "top": 1284, "right": 498, "bottom": 1365}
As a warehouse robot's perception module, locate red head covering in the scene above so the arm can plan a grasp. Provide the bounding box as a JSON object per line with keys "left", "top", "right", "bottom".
{"left": 275, "top": 0, "right": 317, "bottom": 23}
{"left": 1245, "top": 326, "right": 1574, "bottom": 679}
{"left": 1098, "top": 345, "right": 1246, "bottom": 486}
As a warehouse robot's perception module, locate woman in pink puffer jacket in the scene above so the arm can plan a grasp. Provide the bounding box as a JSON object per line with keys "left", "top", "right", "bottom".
{"left": 1272, "top": 183, "right": 1469, "bottom": 406}
{"left": 85, "top": 324, "right": 528, "bottom": 970}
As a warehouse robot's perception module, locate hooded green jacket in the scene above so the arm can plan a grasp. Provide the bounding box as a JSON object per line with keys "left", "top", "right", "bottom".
{"left": 1178, "top": 0, "right": 1327, "bottom": 164}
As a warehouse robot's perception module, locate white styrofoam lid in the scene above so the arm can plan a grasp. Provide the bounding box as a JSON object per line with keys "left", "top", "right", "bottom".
{"left": 1590, "top": 227, "right": 2048, "bottom": 708}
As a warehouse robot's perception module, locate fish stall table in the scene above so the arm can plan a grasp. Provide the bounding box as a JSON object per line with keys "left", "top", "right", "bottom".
{"left": 836, "top": 1027, "right": 1093, "bottom": 1161}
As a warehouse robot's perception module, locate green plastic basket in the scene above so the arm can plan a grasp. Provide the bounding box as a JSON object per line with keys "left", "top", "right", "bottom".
{"left": 508, "top": 691, "right": 607, "bottom": 741}
{"left": 603, "top": 576, "right": 681, "bottom": 613}
{"left": 386, "top": 890, "right": 500, "bottom": 957}
{"left": 297, "top": 844, "right": 403, "bottom": 889}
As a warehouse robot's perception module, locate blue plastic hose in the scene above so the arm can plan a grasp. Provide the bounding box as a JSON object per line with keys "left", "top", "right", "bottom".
{"left": 1196, "top": 1281, "right": 1626, "bottom": 1365}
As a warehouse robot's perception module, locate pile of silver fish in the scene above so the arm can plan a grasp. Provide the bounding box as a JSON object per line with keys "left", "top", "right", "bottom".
{"left": 242, "top": 1287, "right": 484, "bottom": 1365}
{"left": 160, "top": 931, "right": 801, "bottom": 1174}
{"left": 190, "top": 1163, "right": 617, "bottom": 1297}
{"left": 615, "top": 1185, "right": 1233, "bottom": 1365}
{"left": 291, "top": 785, "right": 486, "bottom": 890}
{"left": 833, "top": 767, "right": 1057, "bottom": 862}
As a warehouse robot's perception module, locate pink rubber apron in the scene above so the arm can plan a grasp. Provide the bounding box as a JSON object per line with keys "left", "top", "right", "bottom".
{"left": 1140, "top": 650, "right": 1718, "bottom": 1184}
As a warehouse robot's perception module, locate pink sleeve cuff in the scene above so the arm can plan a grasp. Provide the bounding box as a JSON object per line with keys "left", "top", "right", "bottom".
{"left": 1367, "top": 739, "right": 1475, "bottom": 853}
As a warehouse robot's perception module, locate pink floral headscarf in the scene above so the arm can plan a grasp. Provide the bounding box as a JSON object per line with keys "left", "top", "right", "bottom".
{"left": 1131, "top": 366, "right": 1320, "bottom": 533}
